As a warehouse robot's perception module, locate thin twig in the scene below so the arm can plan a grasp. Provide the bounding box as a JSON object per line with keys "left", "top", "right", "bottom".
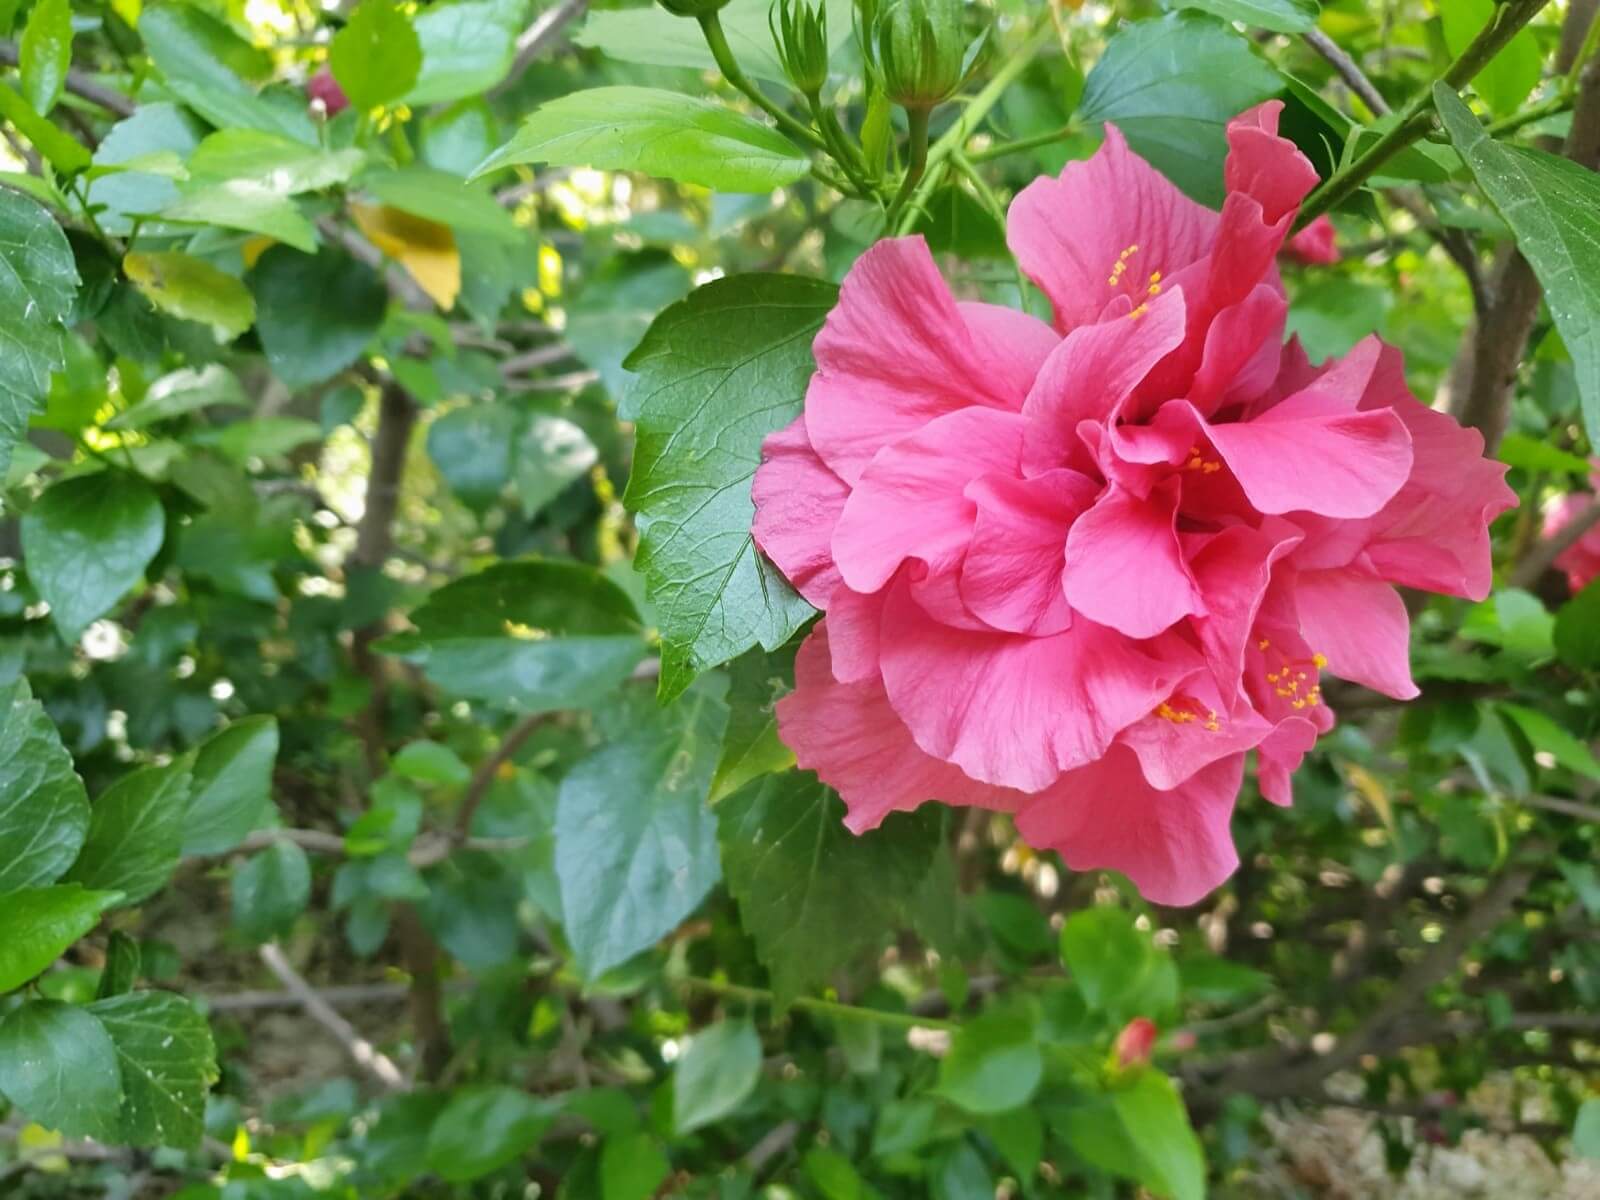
{"left": 1519, "top": 792, "right": 1600, "bottom": 823}
{"left": 1511, "top": 497, "right": 1600, "bottom": 588}
{"left": 257, "top": 944, "right": 407, "bottom": 1091}
{"left": 501, "top": 343, "right": 578, "bottom": 375}
{"left": 491, "top": 0, "right": 589, "bottom": 99}
{"left": 454, "top": 713, "right": 546, "bottom": 840}
{"left": 1303, "top": 28, "right": 1391, "bottom": 115}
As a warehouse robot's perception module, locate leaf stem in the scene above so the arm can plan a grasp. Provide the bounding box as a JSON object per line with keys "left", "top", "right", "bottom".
{"left": 698, "top": 12, "right": 831, "bottom": 154}
{"left": 1294, "top": 0, "right": 1553, "bottom": 230}
{"left": 679, "top": 975, "right": 959, "bottom": 1032}
{"left": 966, "top": 121, "right": 1076, "bottom": 163}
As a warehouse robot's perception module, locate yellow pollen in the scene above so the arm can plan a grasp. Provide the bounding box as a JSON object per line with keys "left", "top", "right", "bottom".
{"left": 1128, "top": 302, "right": 1150, "bottom": 320}
{"left": 1258, "top": 638, "right": 1271, "bottom": 650}
{"left": 1311, "top": 652, "right": 1328, "bottom": 668}
{"left": 1148, "top": 283, "right": 1162, "bottom": 296}
{"left": 1149, "top": 271, "right": 1162, "bottom": 283}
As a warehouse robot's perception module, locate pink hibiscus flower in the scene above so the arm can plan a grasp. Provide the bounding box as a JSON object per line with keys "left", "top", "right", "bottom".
{"left": 1542, "top": 464, "right": 1600, "bottom": 593}
{"left": 1283, "top": 214, "right": 1339, "bottom": 265}
{"left": 751, "top": 102, "right": 1515, "bottom": 906}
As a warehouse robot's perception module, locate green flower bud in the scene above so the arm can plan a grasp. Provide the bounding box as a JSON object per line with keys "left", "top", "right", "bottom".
{"left": 655, "top": 0, "right": 733, "bottom": 18}
{"left": 876, "top": 0, "right": 968, "bottom": 110}
{"left": 772, "top": 0, "right": 830, "bottom": 96}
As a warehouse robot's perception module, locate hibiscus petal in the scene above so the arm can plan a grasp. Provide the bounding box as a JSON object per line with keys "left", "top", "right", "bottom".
{"left": 1224, "top": 101, "right": 1320, "bottom": 229}
{"left": 1120, "top": 673, "right": 1273, "bottom": 791}
{"left": 1185, "top": 521, "right": 1303, "bottom": 689}
{"left": 1016, "top": 745, "right": 1245, "bottom": 906}
{"left": 1008, "top": 124, "right": 1218, "bottom": 334}
{"left": 776, "top": 626, "right": 1014, "bottom": 833}
{"left": 1294, "top": 568, "right": 1419, "bottom": 700}
{"left": 805, "top": 238, "right": 1054, "bottom": 484}
{"left": 960, "top": 469, "right": 1099, "bottom": 635}
{"left": 878, "top": 581, "right": 1187, "bottom": 792}
{"left": 1063, "top": 481, "right": 1203, "bottom": 639}
{"left": 831, "top": 407, "right": 1026, "bottom": 594}
{"left": 1257, "top": 715, "right": 1320, "bottom": 807}
{"left": 825, "top": 585, "right": 886, "bottom": 683}
{"left": 751, "top": 417, "right": 850, "bottom": 608}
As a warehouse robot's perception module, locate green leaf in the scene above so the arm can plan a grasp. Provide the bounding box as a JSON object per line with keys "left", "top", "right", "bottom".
{"left": 473, "top": 87, "right": 810, "bottom": 193}
{"left": 18, "top": 0, "right": 71, "bottom": 115}
{"left": 123, "top": 250, "right": 255, "bottom": 340}
{"left": 718, "top": 772, "right": 949, "bottom": 1005}
{"left": 1161, "top": 0, "right": 1318, "bottom": 33}
{"left": 515, "top": 413, "right": 598, "bottom": 517}
{"left": 87, "top": 991, "right": 218, "bottom": 1149}
{"left": 936, "top": 1008, "right": 1043, "bottom": 1115}
{"left": 183, "top": 716, "right": 280, "bottom": 856}
{"left": 97, "top": 931, "right": 141, "bottom": 998}
{"left": 186, "top": 129, "right": 366, "bottom": 194}
{"left": 1060, "top": 908, "right": 1151, "bottom": 1014}
{"left": 575, "top": 0, "right": 853, "bottom": 86}
{"left": 0, "top": 1001, "right": 123, "bottom": 1140}
{"left": 405, "top": 0, "right": 525, "bottom": 106}
{"left": 709, "top": 646, "right": 795, "bottom": 804}
{"left": 1575, "top": 1097, "right": 1600, "bottom": 1160}
{"left": 20, "top": 471, "right": 165, "bottom": 642}
{"left": 0, "top": 677, "right": 89, "bottom": 894}
{"left": 0, "top": 185, "right": 78, "bottom": 478}
{"left": 1435, "top": 86, "right": 1600, "bottom": 445}
{"left": 1111, "top": 1071, "right": 1206, "bottom": 1200}
{"left": 0, "top": 80, "right": 90, "bottom": 173}
{"left": 1177, "top": 955, "right": 1271, "bottom": 1005}
{"left": 391, "top": 740, "right": 472, "bottom": 786}
{"left": 232, "top": 839, "right": 311, "bottom": 942}
{"left": 557, "top": 684, "right": 728, "bottom": 979}
{"left": 361, "top": 165, "right": 522, "bottom": 242}
{"left": 249, "top": 245, "right": 388, "bottom": 389}
{"left": 1077, "top": 13, "right": 1282, "bottom": 206}
{"left": 622, "top": 274, "right": 834, "bottom": 700}
{"left": 105, "top": 364, "right": 249, "bottom": 431}
{"left": 1497, "top": 431, "right": 1595, "bottom": 477}
{"left": 601, "top": 1130, "right": 671, "bottom": 1200}
{"left": 379, "top": 560, "right": 646, "bottom": 712}
{"left": 425, "top": 1084, "right": 554, "bottom": 1182}
{"left": 673, "top": 1018, "right": 761, "bottom": 1133}
{"left": 1555, "top": 579, "right": 1600, "bottom": 672}
{"left": 86, "top": 104, "right": 203, "bottom": 236}
{"left": 427, "top": 403, "right": 520, "bottom": 511}
{"left": 1439, "top": 0, "right": 1539, "bottom": 117}
{"left": 0, "top": 884, "right": 121, "bottom": 992}
{"left": 159, "top": 181, "right": 318, "bottom": 252}
{"left": 1499, "top": 703, "right": 1600, "bottom": 780}
{"left": 331, "top": 0, "right": 422, "bottom": 111}
{"left": 67, "top": 758, "right": 193, "bottom": 908}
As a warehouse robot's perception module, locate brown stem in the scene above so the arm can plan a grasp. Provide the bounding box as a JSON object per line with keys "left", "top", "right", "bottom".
{"left": 1303, "top": 27, "right": 1390, "bottom": 116}
{"left": 453, "top": 713, "right": 545, "bottom": 840}
{"left": 258, "top": 944, "right": 407, "bottom": 1090}
{"left": 1511, "top": 496, "right": 1600, "bottom": 588}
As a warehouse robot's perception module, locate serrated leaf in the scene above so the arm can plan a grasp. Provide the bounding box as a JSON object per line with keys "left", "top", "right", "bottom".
{"left": 20, "top": 471, "right": 166, "bottom": 641}
{"left": 0, "top": 185, "right": 78, "bottom": 478}
{"left": 556, "top": 683, "right": 728, "bottom": 979}
{"left": 0, "top": 884, "right": 121, "bottom": 992}
{"left": 1436, "top": 86, "right": 1600, "bottom": 446}
{"left": 67, "top": 758, "right": 193, "bottom": 908}
{"left": 331, "top": 0, "right": 422, "bottom": 111}
{"left": 182, "top": 716, "right": 280, "bottom": 856}
{"left": 123, "top": 250, "right": 255, "bottom": 340}
{"left": 673, "top": 1019, "right": 761, "bottom": 1133}
{"left": 622, "top": 274, "right": 834, "bottom": 700}
{"left": 0, "top": 1001, "right": 123, "bottom": 1140}
{"left": 473, "top": 87, "right": 810, "bottom": 193}
{"left": 0, "top": 677, "right": 89, "bottom": 894}
{"left": 717, "top": 772, "right": 948, "bottom": 1004}
{"left": 1077, "top": 13, "right": 1282, "bottom": 206}
{"left": 88, "top": 991, "right": 217, "bottom": 1149}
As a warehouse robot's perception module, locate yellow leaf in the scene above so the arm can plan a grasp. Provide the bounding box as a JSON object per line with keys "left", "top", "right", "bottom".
{"left": 240, "top": 235, "right": 275, "bottom": 270}
{"left": 1343, "top": 762, "right": 1396, "bottom": 839}
{"left": 18, "top": 1124, "right": 67, "bottom": 1173}
{"left": 350, "top": 202, "right": 459, "bottom": 311}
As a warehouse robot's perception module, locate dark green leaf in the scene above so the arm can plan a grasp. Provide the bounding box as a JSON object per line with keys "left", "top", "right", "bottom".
{"left": 0, "top": 677, "right": 89, "bottom": 894}
{"left": 97, "top": 931, "right": 141, "bottom": 998}
{"left": 473, "top": 88, "right": 810, "bottom": 193}
{"left": 709, "top": 645, "right": 795, "bottom": 804}
{"left": 331, "top": 0, "right": 422, "bottom": 111}
{"left": 106, "top": 364, "right": 249, "bottom": 431}
{"left": 87, "top": 991, "right": 218, "bottom": 1149}
{"left": 405, "top": 0, "right": 524, "bottom": 106}
{"left": 233, "top": 840, "right": 312, "bottom": 942}
{"left": 622, "top": 274, "right": 835, "bottom": 700}
{"left": 425, "top": 1084, "right": 554, "bottom": 1181}
{"left": 21, "top": 471, "right": 165, "bottom": 641}
{"left": 1499, "top": 703, "right": 1600, "bottom": 780}
{"left": 67, "top": 758, "right": 193, "bottom": 907}
{"left": 0, "top": 885, "right": 120, "bottom": 992}
{"left": 18, "top": 0, "right": 70, "bottom": 115}
{"left": 565, "top": 256, "right": 690, "bottom": 400}
{"left": 249, "top": 245, "right": 388, "bottom": 388}
{"left": 427, "top": 403, "right": 520, "bottom": 511}
{"left": 0, "top": 185, "right": 78, "bottom": 478}
{"left": 1077, "top": 13, "right": 1282, "bottom": 206}
{"left": 1555, "top": 579, "right": 1600, "bottom": 672}
{"left": 674, "top": 1018, "right": 761, "bottom": 1133}
{"left": 557, "top": 683, "right": 727, "bottom": 979}
{"left": 514, "top": 413, "right": 598, "bottom": 517}
{"left": 936, "top": 1008, "right": 1043, "bottom": 1115}
{"left": 1161, "top": 0, "right": 1318, "bottom": 33}
{"left": 1436, "top": 86, "right": 1600, "bottom": 444}
{"left": 182, "top": 716, "right": 280, "bottom": 856}
{"left": 0, "top": 1001, "right": 123, "bottom": 1139}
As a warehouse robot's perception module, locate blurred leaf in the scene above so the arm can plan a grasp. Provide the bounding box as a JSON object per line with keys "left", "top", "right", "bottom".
{"left": 428, "top": 403, "right": 520, "bottom": 511}
{"left": 18, "top": 0, "right": 70, "bottom": 115}
{"left": 123, "top": 250, "right": 255, "bottom": 339}
{"left": 1500, "top": 703, "right": 1600, "bottom": 780}
{"left": 913, "top": 186, "right": 1008, "bottom": 259}
{"left": 566, "top": 256, "right": 690, "bottom": 400}
{"left": 1575, "top": 1097, "right": 1600, "bottom": 1160}
{"left": 182, "top": 716, "right": 280, "bottom": 856}
{"left": 0, "top": 1001, "right": 122, "bottom": 1139}
{"left": 97, "top": 932, "right": 141, "bottom": 998}
{"left": 0, "top": 884, "right": 121, "bottom": 992}
{"left": 350, "top": 202, "right": 460, "bottom": 310}
{"left": 160, "top": 180, "right": 318, "bottom": 252}
{"left": 20, "top": 471, "right": 165, "bottom": 641}
{"left": 804, "top": 1146, "right": 866, "bottom": 1200}
{"left": 601, "top": 1130, "right": 670, "bottom": 1200}
{"left": 1111, "top": 1071, "right": 1206, "bottom": 1200}
{"left": 86, "top": 104, "right": 203, "bottom": 235}
{"left": 1497, "top": 432, "right": 1593, "bottom": 476}
{"left": 1439, "top": 0, "right": 1539, "bottom": 117}
{"left": 233, "top": 840, "right": 311, "bottom": 942}
{"left": 1060, "top": 908, "right": 1150, "bottom": 1014}
{"left": 106, "top": 364, "right": 248, "bottom": 430}
{"left": 426, "top": 1084, "right": 554, "bottom": 1181}
{"left": 331, "top": 0, "right": 422, "bottom": 111}
{"left": 674, "top": 1019, "right": 761, "bottom": 1133}
{"left": 137, "top": 6, "right": 312, "bottom": 140}
{"left": 405, "top": 0, "right": 526, "bottom": 106}
{"left": 0, "top": 186, "right": 78, "bottom": 477}
{"left": 391, "top": 741, "right": 471, "bottom": 786}
{"left": 623, "top": 273, "right": 834, "bottom": 700}
{"left": 0, "top": 677, "right": 89, "bottom": 894}
{"left": 1555, "top": 579, "right": 1600, "bottom": 671}
{"left": 67, "top": 758, "right": 193, "bottom": 908}
{"left": 362, "top": 166, "right": 522, "bottom": 242}
{"left": 937, "top": 1007, "right": 1043, "bottom": 1115}
{"left": 250, "top": 244, "right": 389, "bottom": 388}
{"left": 474, "top": 87, "right": 811, "bottom": 193}
{"left": 577, "top": 0, "right": 852, "bottom": 84}
{"left": 515, "top": 413, "right": 598, "bottom": 517}
{"left": 87, "top": 991, "right": 217, "bottom": 1149}
{"left": 1437, "top": 85, "right": 1600, "bottom": 445}
{"left": 186, "top": 129, "right": 366, "bottom": 194}
{"left": 0, "top": 79, "right": 90, "bottom": 172}
{"left": 557, "top": 682, "right": 727, "bottom": 979}
{"left": 1161, "top": 0, "right": 1318, "bottom": 33}
{"left": 1178, "top": 956, "right": 1271, "bottom": 1005}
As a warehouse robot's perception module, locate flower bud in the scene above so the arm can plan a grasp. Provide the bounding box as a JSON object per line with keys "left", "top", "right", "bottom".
{"left": 772, "top": 0, "right": 830, "bottom": 95}
{"left": 655, "top": 0, "right": 734, "bottom": 17}
{"left": 1112, "top": 1017, "right": 1158, "bottom": 1071}
{"left": 875, "top": 0, "right": 970, "bottom": 110}
{"left": 307, "top": 66, "right": 349, "bottom": 117}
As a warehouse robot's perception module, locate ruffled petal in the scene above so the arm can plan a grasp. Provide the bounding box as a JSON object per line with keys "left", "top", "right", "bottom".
{"left": 1016, "top": 745, "right": 1245, "bottom": 906}
{"left": 1294, "top": 568, "right": 1419, "bottom": 700}
{"left": 1257, "top": 716, "right": 1320, "bottom": 807}
{"left": 751, "top": 417, "right": 850, "bottom": 608}
{"left": 825, "top": 585, "right": 886, "bottom": 683}
{"left": 1062, "top": 481, "right": 1204, "bottom": 638}
{"left": 960, "top": 468, "right": 1098, "bottom": 636}
{"left": 1119, "top": 671, "right": 1273, "bottom": 791}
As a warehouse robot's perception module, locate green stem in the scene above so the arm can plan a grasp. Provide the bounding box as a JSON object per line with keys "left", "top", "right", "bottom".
{"left": 967, "top": 121, "right": 1077, "bottom": 163}
{"left": 807, "top": 91, "right": 875, "bottom": 196}
{"left": 679, "top": 976, "right": 959, "bottom": 1032}
{"left": 1294, "top": 0, "right": 1553, "bottom": 231}
{"left": 951, "top": 148, "right": 1007, "bottom": 227}
{"left": 886, "top": 105, "right": 931, "bottom": 224}
{"left": 1486, "top": 89, "right": 1574, "bottom": 137}
{"left": 699, "top": 12, "right": 830, "bottom": 154}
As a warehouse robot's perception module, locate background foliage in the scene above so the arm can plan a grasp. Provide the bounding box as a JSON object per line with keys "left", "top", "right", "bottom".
{"left": 1, "top": 0, "right": 1600, "bottom": 1196}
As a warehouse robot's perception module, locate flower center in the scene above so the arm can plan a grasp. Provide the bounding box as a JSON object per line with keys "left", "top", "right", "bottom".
{"left": 1155, "top": 695, "right": 1221, "bottom": 732}
{"left": 1106, "top": 243, "right": 1163, "bottom": 320}
{"left": 1184, "top": 445, "right": 1222, "bottom": 474}
{"left": 1258, "top": 638, "right": 1328, "bottom": 710}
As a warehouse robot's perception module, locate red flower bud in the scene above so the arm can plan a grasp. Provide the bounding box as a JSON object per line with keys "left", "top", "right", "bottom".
{"left": 1113, "top": 1017, "right": 1158, "bottom": 1070}
{"left": 307, "top": 67, "right": 350, "bottom": 117}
